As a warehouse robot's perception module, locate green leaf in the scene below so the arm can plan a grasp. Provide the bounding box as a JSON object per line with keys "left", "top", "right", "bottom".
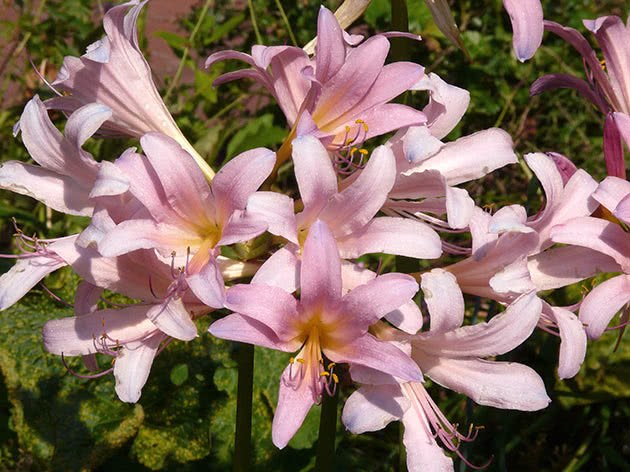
{"left": 226, "top": 114, "right": 286, "bottom": 160}
{"left": 194, "top": 68, "right": 218, "bottom": 103}
{"left": 170, "top": 363, "right": 189, "bottom": 386}
{"left": 205, "top": 14, "right": 246, "bottom": 45}
{"left": 153, "top": 30, "right": 187, "bottom": 54}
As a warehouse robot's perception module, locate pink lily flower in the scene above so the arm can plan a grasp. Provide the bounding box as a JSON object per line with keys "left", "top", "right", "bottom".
{"left": 502, "top": 0, "right": 544, "bottom": 62}
{"left": 444, "top": 153, "right": 601, "bottom": 378}
{"left": 531, "top": 16, "right": 630, "bottom": 178}
{"left": 245, "top": 135, "right": 442, "bottom": 302}
{"left": 209, "top": 220, "right": 422, "bottom": 448}
{"left": 342, "top": 271, "right": 549, "bottom": 471}
{"left": 550, "top": 175, "right": 630, "bottom": 340}
{"left": 3, "top": 95, "right": 110, "bottom": 216}
{"left": 44, "top": 1, "right": 214, "bottom": 179}
{"left": 94, "top": 132, "right": 274, "bottom": 308}
{"left": 206, "top": 6, "right": 426, "bottom": 164}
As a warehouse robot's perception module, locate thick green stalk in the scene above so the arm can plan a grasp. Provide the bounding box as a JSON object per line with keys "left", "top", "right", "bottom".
{"left": 248, "top": 0, "right": 263, "bottom": 44}
{"left": 315, "top": 384, "right": 339, "bottom": 472}
{"left": 390, "top": 0, "right": 409, "bottom": 62}
{"left": 233, "top": 343, "right": 254, "bottom": 472}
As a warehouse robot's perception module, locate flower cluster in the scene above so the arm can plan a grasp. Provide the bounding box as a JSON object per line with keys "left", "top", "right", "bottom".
{"left": 1, "top": 1, "right": 628, "bottom": 470}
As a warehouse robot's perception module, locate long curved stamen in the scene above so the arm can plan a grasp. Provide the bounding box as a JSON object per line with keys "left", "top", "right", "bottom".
{"left": 40, "top": 282, "right": 74, "bottom": 309}
{"left": 404, "top": 383, "right": 492, "bottom": 470}
{"left": 61, "top": 353, "right": 114, "bottom": 379}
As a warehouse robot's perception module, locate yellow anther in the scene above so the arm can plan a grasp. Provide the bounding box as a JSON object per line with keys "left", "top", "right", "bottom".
{"left": 350, "top": 147, "right": 358, "bottom": 156}
{"left": 332, "top": 373, "right": 339, "bottom": 383}
{"left": 359, "top": 149, "right": 368, "bottom": 155}
{"left": 475, "top": 425, "right": 485, "bottom": 431}
{"left": 320, "top": 372, "right": 330, "bottom": 377}
{"left": 289, "top": 357, "right": 295, "bottom": 364}
{"left": 295, "top": 358, "right": 306, "bottom": 364}
{"left": 102, "top": 318, "right": 106, "bottom": 327}
{"left": 171, "top": 250, "right": 176, "bottom": 257}
{"left": 319, "top": 358, "right": 324, "bottom": 364}
{"left": 327, "top": 362, "right": 336, "bottom": 370}
{"left": 355, "top": 119, "right": 364, "bottom": 124}
{"left": 345, "top": 125, "right": 350, "bottom": 134}
{"left": 355, "top": 119, "right": 368, "bottom": 132}
{"left": 601, "top": 59, "right": 606, "bottom": 70}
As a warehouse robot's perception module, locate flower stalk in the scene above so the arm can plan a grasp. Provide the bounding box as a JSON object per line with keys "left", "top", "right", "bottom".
{"left": 233, "top": 342, "right": 255, "bottom": 472}
{"left": 315, "top": 370, "right": 339, "bottom": 472}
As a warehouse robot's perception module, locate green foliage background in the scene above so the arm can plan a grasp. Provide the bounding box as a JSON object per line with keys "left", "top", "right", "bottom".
{"left": 0, "top": 0, "right": 629, "bottom": 470}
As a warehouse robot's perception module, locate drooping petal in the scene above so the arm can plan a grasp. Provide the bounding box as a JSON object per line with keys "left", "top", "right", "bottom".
{"left": 42, "top": 304, "right": 158, "bottom": 356}
{"left": 342, "top": 385, "right": 409, "bottom": 433}
{"left": 224, "top": 283, "right": 299, "bottom": 340}
{"left": 528, "top": 246, "right": 621, "bottom": 290}
{"left": 0, "top": 161, "right": 93, "bottom": 216}
{"left": 550, "top": 217, "right": 630, "bottom": 272}
{"left": 411, "top": 72, "right": 470, "bottom": 139}
{"left": 64, "top": 102, "right": 113, "bottom": 149}
{"left": 186, "top": 257, "right": 226, "bottom": 308}
{"left": 547, "top": 152, "right": 578, "bottom": 185}
{"left": 114, "top": 332, "right": 165, "bottom": 403}
{"left": 421, "top": 269, "right": 464, "bottom": 333}
{"left": 146, "top": 297, "right": 198, "bottom": 341}
{"left": 579, "top": 274, "right": 630, "bottom": 339}
{"left": 530, "top": 73, "right": 609, "bottom": 114}
{"left": 0, "top": 255, "right": 67, "bottom": 311}
{"left": 300, "top": 220, "right": 343, "bottom": 309}
{"left": 416, "top": 352, "right": 551, "bottom": 411}
{"left": 489, "top": 257, "right": 536, "bottom": 295}
{"left": 542, "top": 303, "right": 587, "bottom": 379}
{"left": 89, "top": 160, "right": 130, "bottom": 198}
{"left": 337, "top": 217, "right": 442, "bottom": 259}
{"left": 503, "top": 0, "right": 543, "bottom": 62}
{"left": 416, "top": 291, "right": 541, "bottom": 357}
{"left": 604, "top": 113, "right": 627, "bottom": 179}
{"left": 209, "top": 314, "right": 297, "bottom": 352}
{"left": 326, "top": 333, "right": 422, "bottom": 383}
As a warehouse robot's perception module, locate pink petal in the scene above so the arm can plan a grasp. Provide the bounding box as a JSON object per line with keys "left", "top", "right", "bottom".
{"left": 140, "top": 132, "right": 215, "bottom": 224}
{"left": 530, "top": 73, "right": 609, "bottom": 113}
{"left": 246, "top": 191, "right": 298, "bottom": 244}
{"left": 489, "top": 257, "right": 536, "bottom": 295}
{"left": 580, "top": 274, "right": 630, "bottom": 339}
{"left": 386, "top": 300, "right": 424, "bottom": 335}
{"left": 593, "top": 176, "right": 630, "bottom": 214}
{"left": 252, "top": 245, "right": 301, "bottom": 293}
{"left": 413, "top": 128, "right": 517, "bottom": 186}
{"left": 211, "top": 148, "right": 276, "bottom": 223}
{"left": 326, "top": 333, "right": 422, "bottom": 383}
{"left": 216, "top": 210, "right": 268, "bottom": 247}
{"left": 300, "top": 220, "right": 343, "bottom": 308}
{"left": 339, "top": 273, "right": 419, "bottom": 333}
{"left": 542, "top": 303, "right": 586, "bottom": 379}
{"left": 272, "top": 363, "right": 316, "bottom": 449}
{"left": 315, "top": 6, "right": 345, "bottom": 83}
{"left": 421, "top": 269, "right": 464, "bottom": 333}
{"left": 224, "top": 283, "right": 299, "bottom": 340}
{"left": 0, "top": 161, "right": 93, "bottom": 216}
{"left": 146, "top": 297, "right": 198, "bottom": 341}
{"left": 89, "top": 160, "right": 130, "bottom": 198}
{"left": 337, "top": 217, "right": 442, "bottom": 259}
{"left": 401, "top": 403, "right": 454, "bottom": 472}
{"left": 321, "top": 145, "right": 396, "bottom": 237}
{"left": 186, "top": 257, "right": 226, "bottom": 308}
{"left": 64, "top": 102, "right": 112, "bottom": 148}
{"left": 416, "top": 353, "right": 551, "bottom": 411}
{"left": 411, "top": 72, "right": 470, "bottom": 139}
{"left": 401, "top": 125, "right": 445, "bottom": 164}
{"left": 547, "top": 151, "right": 578, "bottom": 185}
{"left": 503, "top": 0, "right": 543, "bottom": 61}
{"left": 550, "top": 217, "right": 630, "bottom": 273}
{"left": 292, "top": 135, "right": 338, "bottom": 219}
{"left": 445, "top": 186, "right": 475, "bottom": 229}
{"left": 0, "top": 254, "right": 66, "bottom": 311}
{"left": 114, "top": 332, "right": 165, "bottom": 403}
{"left": 604, "top": 113, "right": 626, "bottom": 179}
{"left": 74, "top": 281, "right": 103, "bottom": 315}
{"left": 208, "top": 313, "right": 297, "bottom": 352}
{"left": 528, "top": 246, "right": 621, "bottom": 291}
{"left": 614, "top": 193, "right": 630, "bottom": 225}
{"left": 417, "top": 291, "right": 541, "bottom": 358}
{"left": 42, "top": 304, "right": 158, "bottom": 356}
{"left": 342, "top": 385, "right": 408, "bottom": 433}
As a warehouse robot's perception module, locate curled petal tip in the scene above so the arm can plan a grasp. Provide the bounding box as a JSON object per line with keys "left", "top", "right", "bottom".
{"left": 503, "top": 0, "right": 544, "bottom": 62}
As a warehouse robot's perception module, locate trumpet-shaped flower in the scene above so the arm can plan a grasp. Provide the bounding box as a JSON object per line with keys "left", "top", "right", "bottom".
{"left": 44, "top": 0, "right": 214, "bottom": 178}
{"left": 551, "top": 176, "right": 630, "bottom": 339}
{"left": 342, "top": 270, "right": 549, "bottom": 472}
{"left": 209, "top": 220, "right": 422, "bottom": 448}
{"left": 206, "top": 6, "right": 426, "bottom": 162}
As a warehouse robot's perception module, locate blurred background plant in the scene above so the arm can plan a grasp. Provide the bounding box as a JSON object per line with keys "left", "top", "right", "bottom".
{"left": 0, "top": 0, "right": 629, "bottom": 470}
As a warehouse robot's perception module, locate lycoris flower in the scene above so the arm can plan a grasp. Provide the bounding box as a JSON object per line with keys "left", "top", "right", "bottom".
{"left": 209, "top": 220, "right": 422, "bottom": 448}
{"left": 206, "top": 6, "right": 426, "bottom": 165}
{"left": 44, "top": 0, "right": 214, "bottom": 179}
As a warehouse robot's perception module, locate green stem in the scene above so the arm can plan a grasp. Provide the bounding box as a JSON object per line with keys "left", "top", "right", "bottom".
{"left": 164, "top": 0, "right": 212, "bottom": 103}
{"left": 233, "top": 343, "right": 254, "bottom": 472}
{"left": 248, "top": 0, "right": 263, "bottom": 44}
{"left": 274, "top": 0, "right": 298, "bottom": 47}
{"left": 390, "top": 0, "right": 409, "bottom": 62}
{"left": 315, "top": 384, "right": 339, "bottom": 472}
{"left": 398, "top": 421, "right": 406, "bottom": 472}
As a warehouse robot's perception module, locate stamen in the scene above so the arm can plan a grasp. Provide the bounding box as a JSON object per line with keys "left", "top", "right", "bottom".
{"left": 61, "top": 353, "right": 114, "bottom": 379}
